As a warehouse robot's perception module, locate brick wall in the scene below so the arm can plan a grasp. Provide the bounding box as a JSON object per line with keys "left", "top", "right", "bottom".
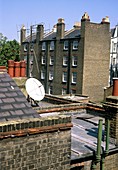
{"left": 81, "top": 21, "right": 110, "bottom": 102}
{"left": 0, "top": 115, "right": 72, "bottom": 170}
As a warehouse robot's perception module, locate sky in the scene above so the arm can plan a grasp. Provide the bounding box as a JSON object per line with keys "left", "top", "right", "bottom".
{"left": 0, "top": 0, "right": 118, "bottom": 41}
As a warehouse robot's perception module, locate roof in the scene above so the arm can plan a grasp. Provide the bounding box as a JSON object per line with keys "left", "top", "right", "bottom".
{"left": 35, "top": 97, "right": 116, "bottom": 161}
{"left": 43, "top": 31, "right": 56, "bottom": 40}
{"left": 0, "top": 73, "right": 40, "bottom": 122}
{"left": 24, "top": 28, "right": 81, "bottom": 42}
{"left": 111, "top": 28, "right": 115, "bottom": 37}
{"left": 64, "top": 29, "right": 81, "bottom": 39}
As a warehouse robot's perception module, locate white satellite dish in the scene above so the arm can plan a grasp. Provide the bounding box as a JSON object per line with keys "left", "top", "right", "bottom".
{"left": 25, "top": 78, "right": 45, "bottom": 102}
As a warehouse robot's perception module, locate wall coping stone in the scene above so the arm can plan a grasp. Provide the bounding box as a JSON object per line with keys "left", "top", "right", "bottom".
{"left": 0, "top": 115, "right": 72, "bottom": 139}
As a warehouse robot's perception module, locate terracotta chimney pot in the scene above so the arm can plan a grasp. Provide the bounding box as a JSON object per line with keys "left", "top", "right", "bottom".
{"left": 112, "top": 78, "right": 118, "bottom": 96}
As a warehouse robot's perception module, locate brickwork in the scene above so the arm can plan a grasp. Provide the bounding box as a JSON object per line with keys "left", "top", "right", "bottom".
{"left": 103, "top": 96, "right": 118, "bottom": 145}
{"left": 81, "top": 21, "right": 110, "bottom": 102}
{"left": 20, "top": 13, "right": 110, "bottom": 102}
{"left": 0, "top": 116, "right": 72, "bottom": 170}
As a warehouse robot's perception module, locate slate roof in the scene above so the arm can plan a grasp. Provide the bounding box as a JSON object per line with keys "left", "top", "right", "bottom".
{"left": 43, "top": 32, "right": 56, "bottom": 40}
{"left": 24, "top": 28, "right": 81, "bottom": 42}
{"left": 0, "top": 73, "right": 40, "bottom": 122}
{"left": 111, "top": 28, "right": 115, "bottom": 37}
{"left": 64, "top": 29, "right": 81, "bottom": 39}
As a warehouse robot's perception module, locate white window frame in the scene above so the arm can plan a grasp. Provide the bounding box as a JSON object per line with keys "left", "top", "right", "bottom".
{"left": 24, "top": 44, "right": 27, "bottom": 52}
{"left": 42, "top": 42, "right": 46, "bottom": 51}
{"left": 50, "top": 56, "right": 54, "bottom": 65}
{"left": 50, "top": 41, "right": 54, "bottom": 51}
{"left": 73, "top": 41, "right": 78, "bottom": 50}
{"left": 64, "top": 41, "right": 68, "bottom": 50}
{"left": 113, "top": 43, "right": 117, "bottom": 52}
{"left": 49, "top": 70, "right": 53, "bottom": 80}
{"left": 72, "top": 72, "right": 77, "bottom": 84}
{"left": 49, "top": 86, "right": 53, "bottom": 94}
{"left": 41, "top": 70, "right": 45, "bottom": 79}
{"left": 41, "top": 55, "right": 46, "bottom": 65}
{"left": 62, "top": 88, "right": 67, "bottom": 95}
{"left": 63, "top": 56, "right": 68, "bottom": 66}
{"left": 72, "top": 56, "right": 77, "bottom": 66}
{"left": 62, "top": 72, "right": 67, "bottom": 82}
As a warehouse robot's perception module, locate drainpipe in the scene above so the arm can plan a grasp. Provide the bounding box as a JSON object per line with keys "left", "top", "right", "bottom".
{"left": 105, "top": 119, "right": 110, "bottom": 155}
{"left": 91, "top": 119, "right": 103, "bottom": 170}
{"left": 96, "top": 119, "right": 103, "bottom": 162}
{"left": 100, "top": 119, "right": 110, "bottom": 170}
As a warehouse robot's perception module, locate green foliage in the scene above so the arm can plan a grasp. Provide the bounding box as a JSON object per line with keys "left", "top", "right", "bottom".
{"left": 0, "top": 33, "right": 20, "bottom": 67}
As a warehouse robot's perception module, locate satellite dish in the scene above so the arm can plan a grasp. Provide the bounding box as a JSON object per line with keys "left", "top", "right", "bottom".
{"left": 25, "top": 78, "right": 45, "bottom": 102}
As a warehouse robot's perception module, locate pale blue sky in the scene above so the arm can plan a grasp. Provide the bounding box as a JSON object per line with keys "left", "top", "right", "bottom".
{"left": 0, "top": 0, "right": 118, "bottom": 41}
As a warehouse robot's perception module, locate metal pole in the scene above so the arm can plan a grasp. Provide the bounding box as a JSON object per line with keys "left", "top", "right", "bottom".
{"left": 105, "top": 119, "right": 110, "bottom": 154}
{"left": 96, "top": 119, "right": 103, "bottom": 162}
{"left": 27, "top": 42, "right": 29, "bottom": 78}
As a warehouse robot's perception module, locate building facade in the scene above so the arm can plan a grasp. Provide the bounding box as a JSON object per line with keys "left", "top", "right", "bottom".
{"left": 20, "top": 13, "right": 110, "bottom": 102}
{"left": 109, "top": 24, "right": 118, "bottom": 85}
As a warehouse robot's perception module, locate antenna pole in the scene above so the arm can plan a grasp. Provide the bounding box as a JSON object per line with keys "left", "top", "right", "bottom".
{"left": 27, "top": 42, "right": 30, "bottom": 78}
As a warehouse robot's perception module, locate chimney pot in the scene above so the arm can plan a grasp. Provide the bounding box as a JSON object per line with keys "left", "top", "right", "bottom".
{"left": 81, "top": 12, "right": 90, "bottom": 21}
{"left": 112, "top": 78, "right": 118, "bottom": 96}
{"left": 73, "top": 22, "right": 81, "bottom": 28}
{"left": 58, "top": 18, "right": 65, "bottom": 24}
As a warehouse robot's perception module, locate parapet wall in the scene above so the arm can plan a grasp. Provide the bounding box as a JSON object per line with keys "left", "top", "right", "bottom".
{"left": 0, "top": 115, "right": 72, "bottom": 170}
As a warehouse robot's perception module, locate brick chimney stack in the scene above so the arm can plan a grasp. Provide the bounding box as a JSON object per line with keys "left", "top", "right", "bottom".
{"left": 36, "top": 24, "right": 44, "bottom": 42}
{"left": 56, "top": 18, "right": 65, "bottom": 39}
{"left": 101, "top": 16, "right": 110, "bottom": 24}
{"left": 20, "top": 25, "right": 26, "bottom": 44}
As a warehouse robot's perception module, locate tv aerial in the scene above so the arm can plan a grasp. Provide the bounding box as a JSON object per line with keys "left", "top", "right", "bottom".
{"left": 25, "top": 78, "right": 45, "bottom": 107}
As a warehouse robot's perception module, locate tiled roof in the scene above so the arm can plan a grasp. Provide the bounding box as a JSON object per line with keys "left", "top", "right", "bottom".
{"left": 64, "top": 29, "right": 81, "bottom": 39}
{"left": 24, "top": 28, "right": 81, "bottom": 42}
{"left": 0, "top": 73, "right": 40, "bottom": 122}
{"left": 43, "top": 32, "right": 56, "bottom": 40}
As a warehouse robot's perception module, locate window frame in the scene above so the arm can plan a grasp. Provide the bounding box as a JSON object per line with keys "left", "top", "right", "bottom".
{"left": 64, "top": 40, "right": 68, "bottom": 50}
{"left": 24, "top": 44, "right": 27, "bottom": 52}
{"left": 50, "top": 56, "right": 54, "bottom": 65}
{"left": 62, "top": 88, "right": 67, "bottom": 95}
{"left": 42, "top": 42, "right": 46, "bottom": 51}
{"left": 41, "top": 55, "right": 46, "bottom": 65}
{"left": 73, "top": 40, "right": 78, "bottom": 50}
{"left": 49, "top": 70, "right": 54, "bottom": 80}
{"left": 72, "top": 72, "right": 77, "bottom": 84}
{"left": 41, "top": 70, "right": 45, "bottom": 79}
{"left": 72, "top": 56, "right": 77, "bottom": 66}
{"left": 50, "top": 41, "right": 54, "bottom": 51}
{"left": 63, "top": 56, "right": 68, "bottom": 66}
{"left": 62, "top": 72, "right": 67, "bottom": 83}
{"left": 49, "top": 86, "right": 53, "bottom": 94}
